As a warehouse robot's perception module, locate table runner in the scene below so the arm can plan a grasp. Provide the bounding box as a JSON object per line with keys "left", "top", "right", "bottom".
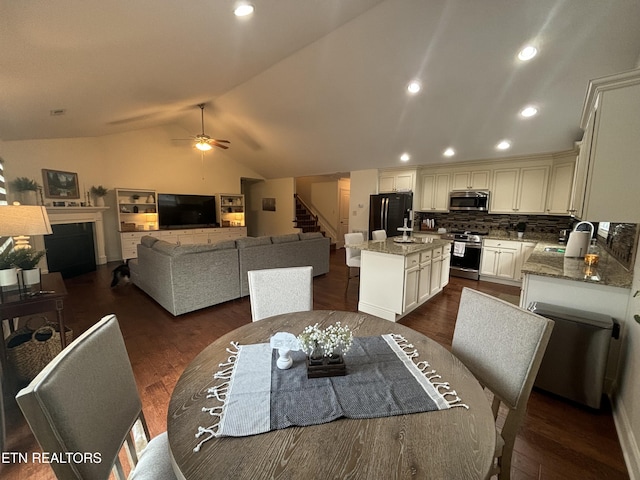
{"left": 194, "top": 334, "right": 467, "bottom": 452}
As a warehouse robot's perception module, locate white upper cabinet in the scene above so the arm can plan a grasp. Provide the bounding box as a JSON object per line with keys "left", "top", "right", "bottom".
{"left": 576, "top": 69, "right": 640, "bottom": 222}
{"left": 379, "top": 170, "right": 416, "bottom": 193}
{"left": 490, "top": 165, "right": 549, "bottom": 214}
{"left": 451, "top": 170, "right": 490, "bottom": 190}
{"left": 419, "top": 172, "right": 450, "bottom": 211}
{"left": 546, "top": 160, "right": 575, "bottom": 215}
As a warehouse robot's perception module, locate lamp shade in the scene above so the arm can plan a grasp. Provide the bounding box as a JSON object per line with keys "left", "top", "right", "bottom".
{"left": 0, "top": 205, "right": 53, "bottom": 237}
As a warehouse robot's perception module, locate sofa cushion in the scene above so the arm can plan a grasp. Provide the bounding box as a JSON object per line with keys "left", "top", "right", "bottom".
{"left": 299, "top": 232, "right": 324, "bottom": 240}
{"left": 271, "top": 234, "right": 300, "bottom": 244}
{"left": 211, "top": 239, "right": 238, "bottom": 250}
{"left": 152, "top": 240, "right": 179, "bottom": 255}
{"left": 235, "top": 236, "right": 272, "bottom": 249}
{"left": 140, "top": 236, "right": 159, "bottom": 248}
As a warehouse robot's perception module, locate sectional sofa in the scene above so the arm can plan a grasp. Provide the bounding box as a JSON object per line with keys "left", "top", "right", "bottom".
{"left": 129, "top": 232, "right": 330, "bottom": 316}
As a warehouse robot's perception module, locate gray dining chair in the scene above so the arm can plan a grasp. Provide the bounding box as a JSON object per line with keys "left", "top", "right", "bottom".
{"left": 344, "top": 232, "right": 364, "bottom": 295}
{"left": 16, "top": 314, "right": 176, "bottom": 480}
{"left": 371, "top": 229, "right": 387, "bottom": 240}
{"left": 247, "top": 266, "right": 313, "bottom": 321}
{"left": 452, "top": 288, "right": 554, "bottom": 480}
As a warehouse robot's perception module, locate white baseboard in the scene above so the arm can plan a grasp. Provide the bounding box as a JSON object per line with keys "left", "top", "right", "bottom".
{"left": 613, "top": 393, "right": 640, "bottom": 480}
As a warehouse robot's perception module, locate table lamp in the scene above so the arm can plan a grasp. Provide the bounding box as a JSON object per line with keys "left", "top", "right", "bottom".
{"left": 0, "top": 204, "right": 53, "bottom": 249}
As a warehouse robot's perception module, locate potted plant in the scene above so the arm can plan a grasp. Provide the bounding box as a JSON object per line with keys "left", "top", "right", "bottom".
{"left": 9, "top": 177, "right": 40, "bottom": 205}
{"left": 131, "top": 194, "right": 140, "bottom": 204}
{"left": 516, "top": 222, "right": 527, "bottom": 239}
{"left": 90, "top": 185, "right": 109, "bottom": 206}
{"left": 0, "top": 249, "right": 19, "bottom": 287}
{"left": 12, "top": 249, "right": 47, "bottom": 286}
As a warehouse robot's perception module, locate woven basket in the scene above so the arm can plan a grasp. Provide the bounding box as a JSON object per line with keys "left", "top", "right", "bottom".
{"left": 5, "top": 317, "right": 73, "bottom": 383}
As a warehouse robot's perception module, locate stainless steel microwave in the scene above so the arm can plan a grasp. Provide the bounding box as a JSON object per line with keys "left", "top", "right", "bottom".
{"left": 448, "top": 190, "right": 490, "bottom": 211}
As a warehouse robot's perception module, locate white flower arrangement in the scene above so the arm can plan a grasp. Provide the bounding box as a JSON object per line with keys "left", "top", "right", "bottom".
{"left": 297, "top": 322, "right": 353, "bottom": 357}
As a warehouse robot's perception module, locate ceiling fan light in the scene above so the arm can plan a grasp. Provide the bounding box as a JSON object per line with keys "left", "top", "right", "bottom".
{"left": 234, "top": 4, "right": 254, "bottom": 17}
{"left": 196, "top": 141, "right": 213, "bottom": 152}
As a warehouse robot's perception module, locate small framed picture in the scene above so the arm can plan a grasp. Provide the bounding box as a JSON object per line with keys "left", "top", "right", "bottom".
{"left": 262, "top": 198, "right": 276, "bottom": 211}
{"left": 42, "top": 169, "right": 80, "bottom": 199}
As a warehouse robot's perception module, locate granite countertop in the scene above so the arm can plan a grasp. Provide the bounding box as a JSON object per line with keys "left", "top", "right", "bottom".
{"left": 522, "top": 241, "right": 632, "bottom": 289}
{"left": 352, "top": 237, "right": 452, "bottom": 257}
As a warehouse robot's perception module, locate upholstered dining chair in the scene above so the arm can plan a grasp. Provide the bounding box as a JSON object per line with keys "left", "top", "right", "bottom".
{"left": 247, "top": 266, "right": 313, "bottom": 321}
{"left": 451, "top": 288, "right": 554, "bottom": 480}
{"left": 16, "top": 314, "right": 176, "bottom": 480}
{"left": 371, "top": 229, "right": 387, "bottom": 240}
{"left": 344, "top": 232, "right": 364, "bottom": 295}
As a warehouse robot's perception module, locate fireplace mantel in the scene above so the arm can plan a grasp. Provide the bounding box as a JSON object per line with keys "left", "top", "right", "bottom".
{"left": 36, "top": 207, "right": 110, "bottom": 266}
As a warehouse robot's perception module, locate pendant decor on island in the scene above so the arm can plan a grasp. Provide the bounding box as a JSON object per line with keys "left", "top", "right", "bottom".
{"left": 297, "top": 323, "right": 353, "bottom": 378}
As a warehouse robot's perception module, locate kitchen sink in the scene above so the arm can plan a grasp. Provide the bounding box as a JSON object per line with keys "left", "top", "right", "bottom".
{"left": 544, "top": 247, "right": 566, "bottom": 253}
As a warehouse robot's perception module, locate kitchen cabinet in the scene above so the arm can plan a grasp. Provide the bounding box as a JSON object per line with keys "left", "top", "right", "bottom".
{"left": 574, "top": 69, "right": 640, "bottom": 221}
{"left": 419, "top": 172, "right": 450, "bottom": 211}
{"left": 480, "top": 239, "right": 519, "bottom": 280}
{"left": 517, "top": 242, "right": 536, "bottom": 281}
{"left": 545, "top": 160, "right": 575, "bottom": 215}
{"left": 429, "top": 247, "right": 444, "bottom": 296}
{"left": 379, "top": 170, "right": 416, "bottom": 193}
{"left": 451, "top": 170, "right": 490, "bottom": 190}
{"left": 490, "top": 165, "right": 549, "bottom": 214}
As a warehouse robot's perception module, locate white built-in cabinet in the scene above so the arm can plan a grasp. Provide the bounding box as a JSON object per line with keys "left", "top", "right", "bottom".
{"left": 413, "top": 154, "right": 574, "bottom": 215}
{"left": 572, "top": 69, "right": 640, "bottom": 222}
{"left": 545, "top": 160, "right": 575, "bottom": 215}
{"left": 378, "top": 170, "right": 416, "bottom": 193}
{"left": 450, "top": 169, "right": 491, "bottom": 190}
{"left": 490, "top": 165, "right": 549, "bottom": 214}
{"left": 419, "top": 172, "right": 450, "bottom": 211}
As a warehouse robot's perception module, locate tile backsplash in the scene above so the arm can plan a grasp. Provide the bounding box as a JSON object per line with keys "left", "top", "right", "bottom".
{"left": 415, "top": 211, "right": 637, "bottom": 270}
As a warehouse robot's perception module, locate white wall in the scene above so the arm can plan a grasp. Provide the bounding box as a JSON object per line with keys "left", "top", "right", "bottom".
{"left": 245, "top": 178, "right": 298, "bottom": 237}
{"left": 616, "top": 253, "right": 640, "bottom": 479}
{"left": 348, "top": 169, "right": 378, "bottom": 236}
{"left": 0, "top": 126, "right": 264, "bottom": 260}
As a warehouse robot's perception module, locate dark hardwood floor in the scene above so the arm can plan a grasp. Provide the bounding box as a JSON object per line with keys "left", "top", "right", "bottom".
{"left": 1, "top": 250, "right": 629, "bottom": 479}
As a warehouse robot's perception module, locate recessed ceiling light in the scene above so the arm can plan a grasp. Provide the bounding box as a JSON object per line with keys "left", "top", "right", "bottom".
{"left": 517, "top": 45, "right": 538, "bottom": 61}
{"left": 443, "top": 148, "right": 455, "bottom": 157}
{"left": 520, "top": 106, "right": 538, "bottom": 117}
{"left": 496, "top": 140, "right": 511, "bottom": 150}
{"left": 234, "top": 3, "right": 254, "bottom": 17}
{"left": 400, "top": 153, "right": 410, "bottom": 162}
{"left": 407, "top": 81, "right": 421, "bottom": 94}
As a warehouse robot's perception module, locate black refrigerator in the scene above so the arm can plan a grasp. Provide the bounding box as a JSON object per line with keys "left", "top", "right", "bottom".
{"left": 368, "top": 193, "right": 413, "bottom": 239}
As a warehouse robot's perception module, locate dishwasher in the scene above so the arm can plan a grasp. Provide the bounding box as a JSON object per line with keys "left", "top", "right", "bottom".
{"left": 528, "top": 302, "right": 618, "bottom": 409}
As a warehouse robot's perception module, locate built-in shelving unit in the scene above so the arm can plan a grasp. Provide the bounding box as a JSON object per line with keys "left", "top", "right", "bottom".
{"left": 116, "top": 188, "right": 158, "bottom": 232}
{"left": 217, "top": 194, "right": 245, "bottom": 227}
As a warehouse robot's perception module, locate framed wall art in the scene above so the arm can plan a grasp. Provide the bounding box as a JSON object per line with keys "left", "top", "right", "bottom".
{"left": 42, "top": 169, "right": 80, "bottom": 199}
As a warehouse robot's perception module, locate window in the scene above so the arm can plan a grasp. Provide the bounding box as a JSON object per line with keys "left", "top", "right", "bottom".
{"left": 0, "top": 159, "right": 12, "bottom": 253}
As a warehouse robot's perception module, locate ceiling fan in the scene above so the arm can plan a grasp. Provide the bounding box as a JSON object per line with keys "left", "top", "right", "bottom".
{"left": 191, "top": 103, "right": 230, "bottom": 151}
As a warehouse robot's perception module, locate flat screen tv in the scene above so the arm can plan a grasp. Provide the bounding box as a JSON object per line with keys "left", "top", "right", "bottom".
{"left": 158, "top": 194, "right": 217, "bottom": 229}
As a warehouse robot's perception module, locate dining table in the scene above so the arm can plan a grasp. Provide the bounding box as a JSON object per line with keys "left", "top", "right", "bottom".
{"left": 167, "top": 310, "right": 496, "bottom": 479}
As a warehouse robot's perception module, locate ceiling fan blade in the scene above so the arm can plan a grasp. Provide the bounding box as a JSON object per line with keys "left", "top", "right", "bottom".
{"left": 212, "top": 143, "right": 229, "bottom": 150}
{"left": 213, "top": 139, "right": 230, "bottom": 144}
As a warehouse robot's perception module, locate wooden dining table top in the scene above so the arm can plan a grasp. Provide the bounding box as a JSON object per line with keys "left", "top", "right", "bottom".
{"left": 167, "top": 310, "right": 495, "bottom": 480}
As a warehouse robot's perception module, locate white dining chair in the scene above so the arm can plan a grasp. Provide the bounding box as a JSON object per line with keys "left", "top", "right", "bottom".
{"left": 16, "top": 315, "right": 177, "bottom": 480}
{"left": 247, "top": 266, "right": 313, "bottom": 321}
{"left": 371, "top": 229, "right": 387, "bottom": 240}
{"left": 452, "top": 288, "right": 554, "bottom": 480}
{"left": 344, "top": 232, "right": 364, "bottom": 295}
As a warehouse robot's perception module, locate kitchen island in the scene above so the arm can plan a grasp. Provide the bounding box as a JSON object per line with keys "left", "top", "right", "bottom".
{"left": 520, "top": 241, "right": 632, "bottom": 392}
{"left": 355, "top": 237, "right": 452, "bottom": 321}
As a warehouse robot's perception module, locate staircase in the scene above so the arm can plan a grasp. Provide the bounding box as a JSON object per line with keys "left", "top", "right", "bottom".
{"left": 294, "top": 195, "right": 336, "bottom": 250}
{"left": 294, "top": 195, "right": 322, "bottom": 233}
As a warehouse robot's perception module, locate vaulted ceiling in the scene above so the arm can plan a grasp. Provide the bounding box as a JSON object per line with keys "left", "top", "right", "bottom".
{"left": 1, "top": 0, "right": 639, "bottom": 178}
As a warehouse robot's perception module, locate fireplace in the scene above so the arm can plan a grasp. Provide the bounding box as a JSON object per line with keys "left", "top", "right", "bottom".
{"left": 32, "top": 206, "right": 109, "bottom": 276}
{"left": 44, "top": 223, "right": 96, "bottom": 278}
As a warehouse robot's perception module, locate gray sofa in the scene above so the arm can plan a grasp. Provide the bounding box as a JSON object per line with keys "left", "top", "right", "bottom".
{"left": 129, "top": 232, "right": 330, "bottom": 316}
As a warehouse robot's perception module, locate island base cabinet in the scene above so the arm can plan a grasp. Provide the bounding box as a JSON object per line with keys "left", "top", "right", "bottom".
{"left": 359, "top": 248, "right": 449, "bottom": 322}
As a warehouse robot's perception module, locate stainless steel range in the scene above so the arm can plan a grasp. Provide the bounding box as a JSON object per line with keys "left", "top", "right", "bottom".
{"left": 441, "top": 231, "right": 487, "bottom": 280}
